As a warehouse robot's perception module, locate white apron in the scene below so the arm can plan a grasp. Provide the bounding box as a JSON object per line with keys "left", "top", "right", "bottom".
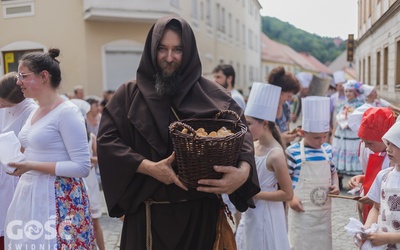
{"left": 288, "top": 140, "right": 332, "bottom": 250}
{"left": 5, "top": 171, "right": 58, "bottom": 249}
{"left": 377, "top": 170, "right": 400, "bottom": 249}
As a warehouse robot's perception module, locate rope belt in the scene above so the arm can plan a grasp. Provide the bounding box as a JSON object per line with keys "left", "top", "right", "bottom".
{"left": 145, "top": 199, "right": 187, "bottom": 250}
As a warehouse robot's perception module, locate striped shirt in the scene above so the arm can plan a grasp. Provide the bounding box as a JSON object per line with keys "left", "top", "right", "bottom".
{"left": 285, "top": 142, "right": 336, "bottom": 189}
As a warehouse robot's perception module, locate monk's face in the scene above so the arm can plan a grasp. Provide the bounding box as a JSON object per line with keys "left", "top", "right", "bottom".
{"left": 157, "top": 29, "right": 182, "bottom": 77}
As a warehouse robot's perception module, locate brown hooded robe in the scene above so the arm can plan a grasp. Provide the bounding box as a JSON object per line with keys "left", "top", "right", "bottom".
{"left": 97, "top": 16, "right": 260, "bottom": 250}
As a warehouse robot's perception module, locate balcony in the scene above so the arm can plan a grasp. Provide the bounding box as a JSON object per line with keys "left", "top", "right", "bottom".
{"left": 83, "top": 0, "right": 180, "bottom": 23}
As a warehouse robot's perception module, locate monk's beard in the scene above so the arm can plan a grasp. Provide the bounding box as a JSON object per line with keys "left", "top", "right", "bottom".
{"left": 154, "top": 71, "right": 181, "bottom": 96}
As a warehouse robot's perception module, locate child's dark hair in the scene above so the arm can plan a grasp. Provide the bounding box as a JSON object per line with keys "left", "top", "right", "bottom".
{"left": 0, "top": 72, "right": 25, "bottom": 104}
{"left": 253, "top": 117, "right": 286, "bottom": 149}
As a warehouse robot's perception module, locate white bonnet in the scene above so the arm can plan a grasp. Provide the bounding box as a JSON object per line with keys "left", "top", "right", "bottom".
{"left": 382, "top": 122, "right": 400, "bottom": 148}
{"left": 333, "top": 70, "right": 346, "bottom": 84}
{"left": 362, "top": 85, "right": 375, "bottom": 97}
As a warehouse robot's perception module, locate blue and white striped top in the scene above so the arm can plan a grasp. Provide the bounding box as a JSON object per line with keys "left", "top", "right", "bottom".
{"left": 285, "top": 142, "right": 336, "bottom": 189}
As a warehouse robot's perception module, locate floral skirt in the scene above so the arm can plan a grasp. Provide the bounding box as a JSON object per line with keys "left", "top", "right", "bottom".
{"left": 5, "top": 171, "right": 96, "bottom": 250}
{"left": 332, "top": 128, "right": 362, "bottom": 175}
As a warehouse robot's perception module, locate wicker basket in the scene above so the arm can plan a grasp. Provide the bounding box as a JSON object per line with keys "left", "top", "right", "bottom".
{"left": 169, "top": 110, "right": 247, "bottom": 188}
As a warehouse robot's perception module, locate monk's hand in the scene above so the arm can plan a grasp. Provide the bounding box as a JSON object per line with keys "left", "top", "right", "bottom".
{"left": 196, "top": 161, "right": 250, "bottom": 194}
{"left": 141, "top": 152, "right": 188, "bottom": 191}
{"left": 289, "top": 196, "right": 304, "bottom": 212}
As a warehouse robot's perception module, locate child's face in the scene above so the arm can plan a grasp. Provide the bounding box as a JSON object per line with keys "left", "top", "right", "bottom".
{"left": 344, "top": 89, "right": 356, "bottom": 100}
{"left": 302, "top": 131, "right": 328, "bottom": 149}
{"left": 387, "top": 141, "right": 400, "bottom": 165}
{"left": 362, "top": 140, "right": 387, "bottom": 153}
{"left": 246, "top": 116, "right": 264, "bottom": 141}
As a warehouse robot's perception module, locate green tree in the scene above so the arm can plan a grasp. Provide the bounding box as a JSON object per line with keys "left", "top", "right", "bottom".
{"left": 262, "top": 16, "right": 346, "bottom": 64}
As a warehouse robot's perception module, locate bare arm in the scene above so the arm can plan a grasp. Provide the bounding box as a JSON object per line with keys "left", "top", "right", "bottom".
{"left": 254, "top": 149, "right": 293, "bottom": 202}
{"left": 8, "top": 161, "right": 56, "bottom": 176}
{"left": 329, "top": 171, "right": 340, "bottom": 194}
{"left": 364, "top": 202, "right": 380, "bottom": 229}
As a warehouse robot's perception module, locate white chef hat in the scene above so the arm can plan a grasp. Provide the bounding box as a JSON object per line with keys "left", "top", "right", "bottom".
{"left": 348, "top": 103, "right": 374, "bottom": 132}
{"left": 382, "top": 122, "right": 400, "bottom": 148}
{"left": 301, "top": 96, "right": 330, "bottom": 132}
{"left": 362, "top": 85, "right": 375, "bottom": 97}
{"left": 296, "top": 72, "right": 313, "bottom": 89}
{"left": 333, "top": 70, "right": 346, "bottom": 84}
{"left": 245, "top": 82, "right": 281, "bottom": 122}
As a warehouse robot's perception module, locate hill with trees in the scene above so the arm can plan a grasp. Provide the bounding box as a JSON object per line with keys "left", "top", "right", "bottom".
{"left": 261, "top": 16, "right": 347, "bottom": 64}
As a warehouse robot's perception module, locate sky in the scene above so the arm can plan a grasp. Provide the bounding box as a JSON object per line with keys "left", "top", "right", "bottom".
{"left": 259, "top": 0, "right": 358, "bottom": 40}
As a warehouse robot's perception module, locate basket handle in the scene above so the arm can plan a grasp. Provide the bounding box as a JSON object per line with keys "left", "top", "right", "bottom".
{"left": 169, "top": 121, "right": 197, "bottom": 138}
{"left": 214, "top": 110, "right": 241, "bottom": 124}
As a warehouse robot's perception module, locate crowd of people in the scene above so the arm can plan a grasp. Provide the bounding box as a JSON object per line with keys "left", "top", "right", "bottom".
{"left": 2, "top": 15, "right": 400, "bottom": 250}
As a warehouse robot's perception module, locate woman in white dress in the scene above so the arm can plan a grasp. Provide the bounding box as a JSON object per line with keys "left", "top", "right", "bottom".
{"left": 0, "top": 72, "right": 37, "bottom": 250}
{"left": 236, "top": 82, "right": 293, "bottom": 250}
{"left": 4, "top": 48, "right": 95, "bottom": 249}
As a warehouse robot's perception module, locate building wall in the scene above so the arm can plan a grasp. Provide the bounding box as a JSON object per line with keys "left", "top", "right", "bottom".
{"left": 0, "top": 0, "right": 88, "bottom": 95}
{"left": 356, "top": 0, "right": 400, "bottom": 104}
{"left": 0, "top": 0, "right": 261, "bottom": 98}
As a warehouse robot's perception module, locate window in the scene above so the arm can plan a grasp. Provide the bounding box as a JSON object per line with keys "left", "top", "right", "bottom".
{"left": 206, "top": 0, "right": 212, "bottom": 26}
{"left": 103, "top": 40, "right": 143, "bottom": 92}
{"left": 221, "top": 7, "right": 225, "bottom": 32}
{"left": 248, "top": 29, "right": 253, "bottom": 49}
{"left": 216, "top": 4, "right": 220, "bottom": 30}
{"left": 377, "top": 51, "right": 381, "bottom": 86}
{"left": 242, "top": 24, "right": 246, "bottom": 45}
{"left": 3, "top": 49, "right": 42, "bottom": 74}
{"left": 2, "top": 0, "right": 34, "bottom": 18}
{"left": 228, "top": 13, "right": 232, "bottom": 37}
{"left": 396, "top": 41, "right": 400, "bottom": 86}
{"left": 383, "top": 47, "right": 388, "bottom": 86}
{"left": 191, "top": 0, "right": 198, "bottom": 20}
{"left": 362, "top": 58, "right": 365, "bottom": 84}
{"left": 199, "top": 1, "right": 204, "bottom": 20}
{"left": 236, "top": 19, "right": 240, "bottom": 41}
{"left": 367, "top": 56, "right": 371, "bottom": 85}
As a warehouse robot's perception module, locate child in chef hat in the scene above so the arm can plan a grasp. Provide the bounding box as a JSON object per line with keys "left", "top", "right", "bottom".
{"left": 235, "top": 82, "right": 293, "bottom": 250}
{"left": 360, "top": 121, "right": 400, "bottom": 249}
{"left": 286, "top": 96, "right": 340, "bottom": 250}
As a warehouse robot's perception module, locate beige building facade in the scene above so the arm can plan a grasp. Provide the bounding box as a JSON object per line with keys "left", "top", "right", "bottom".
{"left": 356, "top": 0, "right": 400, "bottom": 104}
{"left": 0, "top": 0, "right": 261, "bottom": 97}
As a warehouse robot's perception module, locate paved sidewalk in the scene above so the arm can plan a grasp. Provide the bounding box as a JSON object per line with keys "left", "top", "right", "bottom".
{"left": 99, "top": 175, "right": 360, "bottom": 250}
{"left": 98, "top": 192, "right": 123, "bottom": 250}
{"left": 99, "top": 215, "right": 122, "bottom": 250}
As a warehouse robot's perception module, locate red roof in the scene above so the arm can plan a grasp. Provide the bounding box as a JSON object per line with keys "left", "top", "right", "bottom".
{"left": 299, "top": 52, "right": 332, "bottom": 74}
{"left": 261, "top": 33, "right": 330, "bottom": 74}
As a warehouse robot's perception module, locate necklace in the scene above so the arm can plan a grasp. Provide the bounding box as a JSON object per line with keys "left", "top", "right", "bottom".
{"left": 7, "top": 105, "right": 18, "bottom": 116}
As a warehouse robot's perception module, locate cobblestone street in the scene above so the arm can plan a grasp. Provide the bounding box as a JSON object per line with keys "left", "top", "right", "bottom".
{"left": 100, "top": 175, "right": 361, "bottom": 250}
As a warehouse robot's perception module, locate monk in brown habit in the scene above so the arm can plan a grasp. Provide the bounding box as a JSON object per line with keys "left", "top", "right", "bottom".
{"left": 97, "top": 16, "right": 260, "bottom": 249}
